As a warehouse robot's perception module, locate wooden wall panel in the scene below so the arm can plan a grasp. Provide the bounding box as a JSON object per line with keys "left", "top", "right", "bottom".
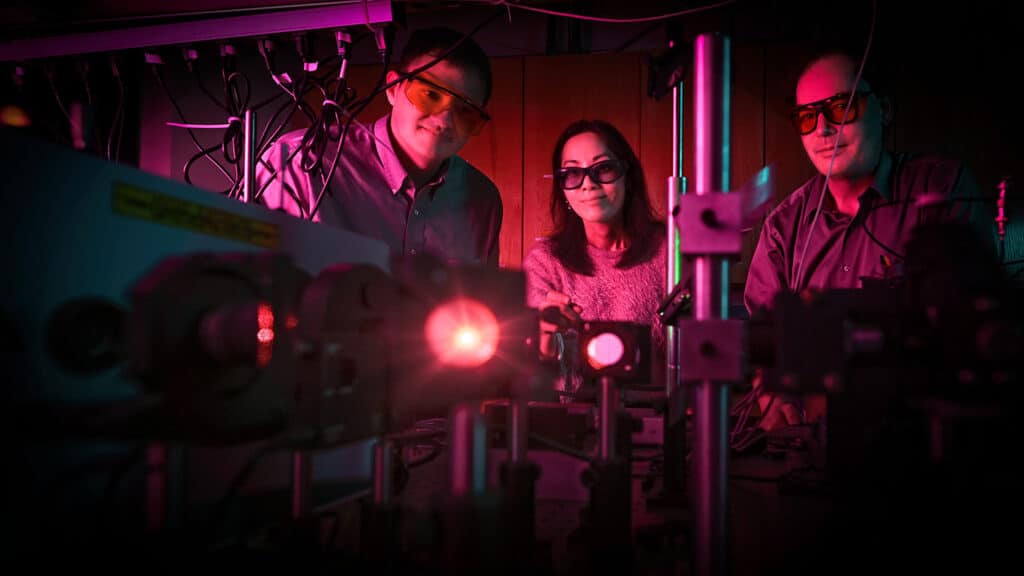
{"left": 459, "top": 57, "right": 524, "bottom": 268}
{"left": 639, "top": 64, "right": 674, "bottom": 223}
{"left": 731, "top": 41, "right": 766, "bottom": 285}
{"left": 343, "top": 64, "right": 390, "bottom": 125}
{"left": 522, "top": 53, "right": 644, "bottom": 261}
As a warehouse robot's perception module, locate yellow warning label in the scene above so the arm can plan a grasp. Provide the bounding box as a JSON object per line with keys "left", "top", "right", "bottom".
{"left": 112, "top": 182, "right": 279, "bottom": 248}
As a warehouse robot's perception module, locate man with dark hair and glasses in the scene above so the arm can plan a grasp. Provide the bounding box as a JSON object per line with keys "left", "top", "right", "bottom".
{"left": 256, "top": 26, "right": 502, "bottom": 266}
{"left": 743, "top": 51, "right": 994, "bottom": 430}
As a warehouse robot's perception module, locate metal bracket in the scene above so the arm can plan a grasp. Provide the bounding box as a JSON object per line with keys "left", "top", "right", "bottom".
{"left": 678, "top": 319, "right": 746, "bottom": 381}
{"left": 675, "top": 193, "right": 743, "bottom": 255}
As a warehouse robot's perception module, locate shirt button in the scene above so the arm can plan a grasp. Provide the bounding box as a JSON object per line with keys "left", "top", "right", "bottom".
{"left": 842, "top": 265, "right": 850, "bottom": 272}
{"left": 409, "top": 249, "right": 417, "bottom": 255}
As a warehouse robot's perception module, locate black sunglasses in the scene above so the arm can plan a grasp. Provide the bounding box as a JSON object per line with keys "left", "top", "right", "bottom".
{"left": 556, "top": 159, "right": 626, "bottom": 190}
{"left": 790, "top": 91, "right": 872, "bottom": 135}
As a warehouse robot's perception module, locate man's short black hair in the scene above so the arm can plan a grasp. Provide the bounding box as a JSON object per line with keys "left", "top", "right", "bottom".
{"left": 398, "top": 26, "right": 493, "bottom": 106}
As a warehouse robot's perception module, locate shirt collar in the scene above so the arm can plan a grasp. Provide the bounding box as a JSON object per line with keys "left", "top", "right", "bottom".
{"left": 872, "top": 150, "right": 895, "bottom": 201}
{"left": 373, "top": 115, "right": 407, "bottom": 195}
{"left": 803, "top": 150, "right": 894, "bottom": 224}
{"left": 373, "top": 115, "right": 453, "bottom": 196}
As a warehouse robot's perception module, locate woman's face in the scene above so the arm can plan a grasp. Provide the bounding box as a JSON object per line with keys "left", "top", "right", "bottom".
{"left": 558, "top": 132, "right": 628, "bottom": 225}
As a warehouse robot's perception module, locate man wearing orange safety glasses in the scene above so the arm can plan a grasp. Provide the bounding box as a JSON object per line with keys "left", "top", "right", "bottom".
{"left": 743, "top": 49, "right": 994, "bottom": 433}
{"left": 258, "top": 27, "right": 502, "bottom": 266}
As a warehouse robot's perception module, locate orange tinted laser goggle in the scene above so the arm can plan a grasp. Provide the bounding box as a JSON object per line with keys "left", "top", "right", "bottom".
{"left": 790, "top": 91, "right": 872, "bottom": 135}
{"left": 403, "top": 72, "right": 490, "bottom": 137}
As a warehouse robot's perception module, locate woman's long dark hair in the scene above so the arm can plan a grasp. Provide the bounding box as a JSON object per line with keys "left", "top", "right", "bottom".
{"left": 549, "top": 119, "right": 661, "bottom": 276}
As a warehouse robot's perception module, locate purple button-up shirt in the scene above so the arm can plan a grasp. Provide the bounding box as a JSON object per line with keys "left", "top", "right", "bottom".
{"left": 744, "top": 152, "right": 992, "bottom": 314}
{"left": 256, "top": 115, "right": 502, "bottom": 266}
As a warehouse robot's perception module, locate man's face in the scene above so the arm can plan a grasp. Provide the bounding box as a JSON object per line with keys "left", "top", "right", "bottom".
{"left": 386, "top": 55, "right": 486, "bottom": 170}
{"left": 795, "top": 55, "right": 885, "bottom": 180}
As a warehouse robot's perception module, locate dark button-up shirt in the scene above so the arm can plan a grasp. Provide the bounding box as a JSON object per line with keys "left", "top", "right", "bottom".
{"left": 744, "top": 152, "right": 991, "bottom": 313}
{"left": 256, "top": 115, "right": 503, "bottom": 265}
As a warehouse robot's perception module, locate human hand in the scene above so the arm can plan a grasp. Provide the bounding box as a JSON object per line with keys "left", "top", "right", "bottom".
{"left": 751, "top": 367, "right": 802, "bottom": 431}
{"left": 539, "top": 291, "right": 582, "bottom": 358}
{"left": 540, "top": 290, "right": 582, "bottom": 330}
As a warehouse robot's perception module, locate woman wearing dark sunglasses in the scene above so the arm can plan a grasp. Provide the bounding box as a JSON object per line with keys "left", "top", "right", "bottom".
{"left": 523, "top": 119, "right": 670, "bottom": 391}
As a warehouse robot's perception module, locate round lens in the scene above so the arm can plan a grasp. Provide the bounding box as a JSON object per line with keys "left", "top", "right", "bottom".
{"left": 424, "top": 298, "right": 500, "bottom": 368}
{"left": 594, "top": 161, "right": 623, "bottom": 183}
{"left": 452, "top": 104, "right": 485, "bottom": 136}
{"left": 793, "top": 110, "right": 816, "bottom": 134}
{"left": 825, "top": 94, "right": 862, "bottom": 125}
{"left": 557, "top": 168, "right": 583, "bottom": 190}
{"left": 586, "top": 332, "right": 625, "bottom": 370}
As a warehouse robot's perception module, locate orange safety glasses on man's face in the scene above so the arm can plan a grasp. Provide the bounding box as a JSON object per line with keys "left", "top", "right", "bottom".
{"left": 403, "top": 72, "right": 490, "bottom": 137}
{"left": 790, "top": 91, "right": 872, "bottom": 135}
